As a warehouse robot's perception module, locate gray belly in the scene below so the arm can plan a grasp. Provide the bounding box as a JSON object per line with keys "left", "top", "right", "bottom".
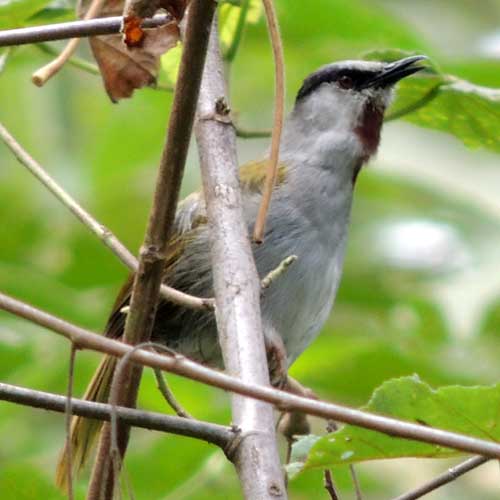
{"left": 152, "top": 196, "right": 349, "bottom": 368}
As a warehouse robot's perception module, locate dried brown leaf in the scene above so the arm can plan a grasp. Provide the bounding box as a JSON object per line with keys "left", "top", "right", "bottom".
{"left": 78, "top": 0, "right": 183, "bottom": 101}
{"left": 123, "top": 0, "right": 188, "bottom": 20}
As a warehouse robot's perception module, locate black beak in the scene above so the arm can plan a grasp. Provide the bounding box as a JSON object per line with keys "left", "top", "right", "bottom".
{"left": 360, "top": 55, "right": 428, "bottom": 89}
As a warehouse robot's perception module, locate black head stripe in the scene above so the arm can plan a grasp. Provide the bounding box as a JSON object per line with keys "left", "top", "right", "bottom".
{"left": 296, "top": 66, "right": 379, "bottom": 102}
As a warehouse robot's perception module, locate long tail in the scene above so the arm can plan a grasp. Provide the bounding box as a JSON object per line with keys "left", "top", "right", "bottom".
{"left": 55, "top": 355, "right": 116, "bottom": 492}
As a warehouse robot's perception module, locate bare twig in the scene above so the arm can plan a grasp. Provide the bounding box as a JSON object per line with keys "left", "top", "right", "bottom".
{"left": 0, "top": 382, "right": 233, "bottom": 447}
{"left": 261, "top": 255, "right": 297, "bottom": 289}
{"left": 31, "top": 0, "right": 107, "bottom": 86}
{"left": 392, "top": 456, "right": 489, "bottom": 500}
{"left": 0, "top": 15, "right": 170, "bottom": 47}
{"left": 154, "top": 368, "right": 193, "bottom": 418}
{"left": 326, "top": 421, "right": 363, "bottom": 499}
{"left": 107, "top": 343, "right": 173, "bottom": 495}
{"left": 0, "top": 121, "right": 212, "bottom": 311}
{"left": 253, "top": 0, "right": 285, "bottom": 243}
{"left": 88, "top": 2, "right": 217, "bottom": 497}
{"left": 0, "top": 47, "right": 12, "bottom": 73}
{"left": 234, "top": 125, "right": 272, "bottom": 139}
{"left": 195, "top": 16, "right": 286, "bottom": 500}
{"left": 4, "top": 292, "right": 500, "bottom": 460}
{"left": 106, "top": 341, "right": 191, "bottom": 487}
{"left": 349, "top": 465, "right": 363, "bottom": 500}
{"left": 324, "top": 469, "right": 340, "bottom": 500}
{"left": 36, "top": 42, "right": 100, "bottom": 74}
{"left": 65, "top": 345, "right": 77, "bottom": 500}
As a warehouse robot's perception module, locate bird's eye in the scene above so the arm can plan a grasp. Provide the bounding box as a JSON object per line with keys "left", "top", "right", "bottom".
{"left": 338, "top": 75, "right": 354, "bottom": 89}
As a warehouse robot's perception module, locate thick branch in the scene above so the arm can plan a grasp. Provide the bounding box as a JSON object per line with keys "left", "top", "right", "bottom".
{"left": 0, "top": 382, "right": 232, "bottom": 447}
{"left": 194, "top": 18, "right": 286, "bottom": 500}
{"left": 0, "top": 14, "right": 169, "bottom": 47}
{"left": 0, "top": 122, "right": 212, "bottom": 311}
{"left": 88, "top": 1, "right": 217, "bottom": 497}
{"left": 3, "top": 291, "right": 500, "bottom": 461}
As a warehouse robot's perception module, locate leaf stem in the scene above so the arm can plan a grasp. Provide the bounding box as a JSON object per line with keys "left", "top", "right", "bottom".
{"left": 36, "top": 42, "right": 100, "bottom": 75}
{"left": 223, "top": 0, "right": 251, "bottom": 62}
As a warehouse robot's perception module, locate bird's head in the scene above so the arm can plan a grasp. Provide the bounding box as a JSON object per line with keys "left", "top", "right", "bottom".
{"left": 292, "top": 55, "right": 427, "bottom": 160}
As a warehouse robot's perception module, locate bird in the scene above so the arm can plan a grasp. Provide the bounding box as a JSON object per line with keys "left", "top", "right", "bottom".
{"left": 56, "top": 54, "right": 427, "bottom": 488}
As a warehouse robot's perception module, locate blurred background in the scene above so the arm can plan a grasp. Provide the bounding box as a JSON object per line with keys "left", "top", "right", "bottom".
{"left": 1, "top": 0, "right": 500, "bottom": 498}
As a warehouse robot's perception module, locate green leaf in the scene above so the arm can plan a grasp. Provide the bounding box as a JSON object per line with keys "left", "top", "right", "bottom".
{"left": 160, "top": 42, "right": 182, "bottom": 85}
{"left": 26, "top": 7, "right": 75, "bottom": 25}
{"left": 398, "top": 77, "right": 500, "bottom": 153}
{"left": 0, "top": 0, "right": 54, "bottom": 28}
{"left": 290, "top": 376, "right": 500, "bottom": 476}
{"left": 364, "top": 49, "right": 500, "bottom": 153}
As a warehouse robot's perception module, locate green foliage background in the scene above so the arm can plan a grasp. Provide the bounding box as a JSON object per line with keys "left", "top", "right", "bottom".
{"left": 1, "top": 0, "right": 500, "bottom": 498}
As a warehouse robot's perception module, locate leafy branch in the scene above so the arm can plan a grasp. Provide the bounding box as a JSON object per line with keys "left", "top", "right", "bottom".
{"left": 2, "top": 290, "right": 500, "bottom": 461}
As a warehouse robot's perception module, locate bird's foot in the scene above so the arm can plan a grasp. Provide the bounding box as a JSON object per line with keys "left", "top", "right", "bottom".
{"left": 283, "top": 376, "right": 318, "bottom": 400}
{"left": 265, "top": 336, "right": 288, "bottom": 389}
{"left": 278, "top": 377, "right": 317, "bottom": 445}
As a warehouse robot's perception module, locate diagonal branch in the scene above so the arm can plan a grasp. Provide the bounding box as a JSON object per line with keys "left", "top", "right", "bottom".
{"left": 391, "top": 456, "right": 489, "bottom": 500}
{"left": 87, "top": 2, "right": 217, "bottom": 498}
{"left": 0, "top": 122, "right": 212, "bottom": 311}
{"left": 195, "top": 17, "right": 286, "bottom": 500}
{"left": 3, "top": 291, "right": 500, "bottom": 461}
{"left": 0, "top": 382, "right": 233, "bottom": 447}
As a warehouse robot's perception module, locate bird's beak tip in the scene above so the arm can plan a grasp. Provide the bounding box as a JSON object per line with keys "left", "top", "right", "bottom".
{"left": 365, "top": 54, "right": 429, "bottom": 89}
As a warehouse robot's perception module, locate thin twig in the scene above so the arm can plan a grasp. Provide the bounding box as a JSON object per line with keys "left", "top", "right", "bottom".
{"left": 349, "top": 465, "right": 363, "bottom": 500}
{"left": 36, "top": 42, "right": 100, "bottom": 75}
{"left": 107, "top": 342, "right": 183, "bottom": 486}
{"left": 392, "top": 456, "right": 489, "bottom": 500}
{"left": 88, "top": 2, "right": 217, "bottom": 497}
{"left": 234, "top": 125, "right": 272, "bottom": 139}
{"left": 195, "top": 15, "right": 286, "bottom": 500}
{"left": 0, "top": 382, "right": 233, "bottom": 446}
{"left": 325, "top": 422, "right": 363, "bottom": 500}
{"left": 253, "top": 0, "right": 285, "bottom": 243}
{"left": 0, "top": 15, "right": 170, "bottom": 47}
{"left": 4, "top": 292, "right": 500, "bottom": 461}
{"left": 0, "top": 47, "right": 12, "bottom": 73}
{"left": 34, "top": 42, "right": 173, "bottom": 92}
{"left": 31, "top": 0, "right": 107, "bottom": 86}
{"left": 0, "top": 121, "right": 212, "bottom": 311}
{"left": 324, "top": 469, "right": 340, "bottom": 500}
{"left": 65, "top": 344, "right": 77, "bottom": 500}
{"left": 154, "top": 368, "right": 193, "bottom": 418}
{"left": 261, "top": 255, "right": 297, "bottom": 289}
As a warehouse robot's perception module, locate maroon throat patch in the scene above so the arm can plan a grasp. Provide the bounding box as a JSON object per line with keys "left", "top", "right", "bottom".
{"left": 354, "top": 101, "right": 384, "bottom": 160}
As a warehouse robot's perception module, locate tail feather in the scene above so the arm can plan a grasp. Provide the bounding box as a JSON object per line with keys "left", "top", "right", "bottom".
{"left": 55, "top": 355, "right": 116, "bottom": 492}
